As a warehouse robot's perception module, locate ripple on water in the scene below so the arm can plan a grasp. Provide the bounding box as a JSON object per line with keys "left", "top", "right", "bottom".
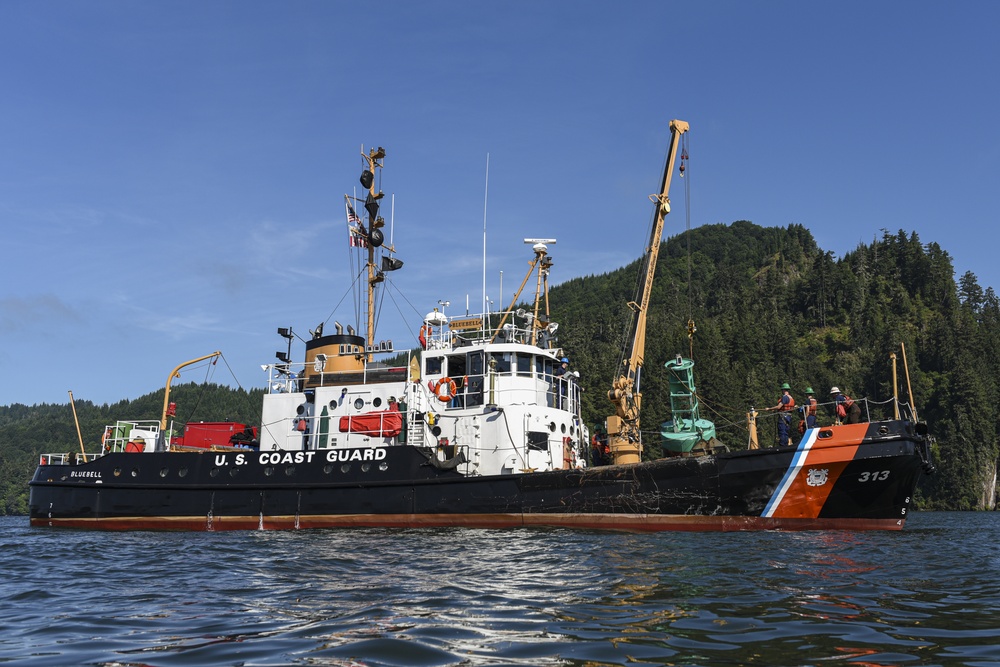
{"left": 3, "top": 513, "right": 1000, "bottom": 666}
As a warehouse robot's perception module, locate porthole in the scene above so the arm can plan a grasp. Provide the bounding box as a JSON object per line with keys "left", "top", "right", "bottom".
{"left": 264, "top": 467, "right": 274, "bottom": 477}
{"left": 379, "top": 462, "right": 388, "bottom": 471}
{"left": 178, "top": 467, "right": 188, "bottom": 478}
{"left": 818, "top": 430, "right": 834, "bottom": 439}
{"left": 570, "top": 425, "right": 575, "bottom": 436}
{"left": 131, "top": 468, "right": 139, "bottom": 478}
{"left": 229, "top": 467, "right": 239, "bottom": 477}
{"left": 561, "top": 423, "right": 567, "bottom": 434}
{"left": 373, "top": 397, "right": 382, "bottom": 408}
{"left": 210, "top": 467, "right": 220, "bottom": 477}
{"left": 361, "top": 463, "right": 371, "bottom": 472}
{"left": 878, "top": 425, "right": 889, "bottom": 436}
{"left": 330, "top": 399, "right": 338, "bottom": 410}
{"left": 432, "top": 426, "right": 442, "bottom": 436}
{"left": 354, "top": 398, "right": 365, "bottom": 410}
{"left": 159, "top": 468, "right": 169, "bottom": 478}
{"left": 113, "top": 467, "right": 122, "bottom": 477}
{"left": 340, "top": 464, "right": 351, "bottom": 473}
{"left": 323, "top": 464, "right": 334, "bottom": 474}
{"left": 548, "top": 422, "right": 556, "bottom": 432}
{"left": 284, "top": 466, "right": 295, "bottom": 476}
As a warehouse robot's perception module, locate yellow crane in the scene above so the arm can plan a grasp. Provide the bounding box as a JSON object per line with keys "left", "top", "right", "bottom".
{"left": 606, "top": 119, "right": 689, "bottom": 465}
{"left": 160, "top": 351, "right": 222, "bottom": 429}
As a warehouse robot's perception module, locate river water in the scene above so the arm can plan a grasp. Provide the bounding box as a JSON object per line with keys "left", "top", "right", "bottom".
{"left": 1, "top": 512, "right": 998, "bottom": 666}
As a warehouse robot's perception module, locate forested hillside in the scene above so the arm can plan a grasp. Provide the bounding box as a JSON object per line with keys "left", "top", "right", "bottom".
{"left": 1, "top": 222, "right": 996, "bottom": 513}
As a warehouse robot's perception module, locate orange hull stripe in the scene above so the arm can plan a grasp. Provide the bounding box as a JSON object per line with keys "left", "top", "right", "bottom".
{"left": 765, "top": 424, "right": 866, "bottom": 519}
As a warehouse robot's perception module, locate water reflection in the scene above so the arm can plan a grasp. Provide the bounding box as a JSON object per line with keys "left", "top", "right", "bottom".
{"left": 5, "top": 515, "right": 1000, "bottom": 666}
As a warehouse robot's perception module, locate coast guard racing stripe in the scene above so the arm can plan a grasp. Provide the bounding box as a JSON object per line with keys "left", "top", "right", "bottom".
{"left": 762, "top": 424, "right": 866, "bottom": 519}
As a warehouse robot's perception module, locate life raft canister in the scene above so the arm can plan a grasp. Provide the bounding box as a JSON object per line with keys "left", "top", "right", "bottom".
{"left": 563, "top": 436, "right": 576, "bottom": 468}
{"left": 433, "top": 377, "right": 457, "bottom": 403}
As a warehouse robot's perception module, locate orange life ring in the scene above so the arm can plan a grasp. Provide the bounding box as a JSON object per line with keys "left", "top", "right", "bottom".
{"left": 433, "top": 376, "right": 457, "bottom": 403}
{"left": 418, "top": 324, "right": 432, "bottom": 350}
{"left": 101, "top": 427, "right": 112, "bottom": 445}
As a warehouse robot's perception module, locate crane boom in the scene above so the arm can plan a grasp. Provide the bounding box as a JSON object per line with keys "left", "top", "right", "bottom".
{"left": 606, "top": 119, "right": 689, "bottom": 465}
{"left": 160, "top": 351, "right": 222, "bottom": 429}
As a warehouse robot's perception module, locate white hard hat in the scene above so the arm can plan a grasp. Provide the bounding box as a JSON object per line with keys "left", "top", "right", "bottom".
{"left": 830, "top": 386, "right": 841, "bottom": 394}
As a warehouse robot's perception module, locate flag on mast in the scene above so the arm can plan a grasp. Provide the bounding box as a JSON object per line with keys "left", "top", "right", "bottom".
{"left": 345, "top": 196, "right": 367, "bottom": 247}
{"left": 381, "top": 255, "right": 404, "bottom": 272}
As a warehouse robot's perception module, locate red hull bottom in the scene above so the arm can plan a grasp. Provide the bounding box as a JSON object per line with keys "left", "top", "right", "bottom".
{"left": 30, "top": 512, "right": 907, "bottom": 532}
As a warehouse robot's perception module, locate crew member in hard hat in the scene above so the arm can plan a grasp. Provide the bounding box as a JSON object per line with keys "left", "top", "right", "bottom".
{"left": 803, "top": 387, "right": 819, "bottom": 429}
{"left": 831, "top": 387, "right": 862, "bottom": 424}
{"left": 770, "top": 382, "right": 796, "bottom": 446}
{"left": 553, "top": 357, "right": 570, "bottom": 409}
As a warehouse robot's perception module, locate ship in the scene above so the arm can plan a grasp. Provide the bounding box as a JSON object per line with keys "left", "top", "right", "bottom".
{"left": 29, "top": 121, "right": 935, "bottom": 532}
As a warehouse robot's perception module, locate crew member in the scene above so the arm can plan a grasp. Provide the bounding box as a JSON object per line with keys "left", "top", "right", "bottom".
{"left": 771, "top": 382, "right": 796, "bottom": 447}
{"left": 803, "top": 387, "right": 818, "bottom": 429}
{"left": 590, "top": 426, "right": 610, "bottom": 466}
{"left": 831, "top": 387, "right": 863, "bottom": 424}
{"left": 554, "top": 357, "right": 570, "bottom": 409}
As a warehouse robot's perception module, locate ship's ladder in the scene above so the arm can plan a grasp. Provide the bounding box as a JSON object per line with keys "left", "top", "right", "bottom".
{"left": 407, "top": 383, "right": 428, "bottom": 447}
{"left": 409, "top": 413, "right": 425, "bottom": 447}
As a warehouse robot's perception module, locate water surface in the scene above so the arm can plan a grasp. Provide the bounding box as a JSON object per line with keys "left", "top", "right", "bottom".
{"left": 1, "top": 512, "right": 997, "bottom": 666}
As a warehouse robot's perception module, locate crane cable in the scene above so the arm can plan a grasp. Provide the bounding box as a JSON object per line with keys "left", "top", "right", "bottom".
{"left": 681, "top": 134, "right": 695, "bottom": 360}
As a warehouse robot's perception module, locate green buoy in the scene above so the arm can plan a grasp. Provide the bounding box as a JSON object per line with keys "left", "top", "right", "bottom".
{"left": 660, "top": 355, "right": 716, "bottom": 453}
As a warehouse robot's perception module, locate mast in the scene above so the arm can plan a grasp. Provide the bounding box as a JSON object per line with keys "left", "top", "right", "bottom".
{"left": 606, "top": 119, "right": 689, "bottom": 465}
{"left": 489, "top": 239, "right": 555, "bottom": 345}
{"left": 68, "top": 390, "right": 86, "bottom": 459}
{"left": 361, "top": 146, "right": 386, "bottom": 360}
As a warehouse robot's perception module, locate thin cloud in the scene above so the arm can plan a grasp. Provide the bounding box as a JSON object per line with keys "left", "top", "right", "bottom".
{"left": 0, "top": 294, "right": 82, "bottom": 333}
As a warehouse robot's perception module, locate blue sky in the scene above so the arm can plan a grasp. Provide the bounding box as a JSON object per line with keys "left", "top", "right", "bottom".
{"left": 2, "top": 1, "right": 997, "bottom": 407}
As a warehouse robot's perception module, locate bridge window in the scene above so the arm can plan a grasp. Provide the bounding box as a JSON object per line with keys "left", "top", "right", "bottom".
{"left": 491, "top": 352, "right": 511, "bottom": 374}
{"left": 516, "top": 353, "right": 531, "bottom": 376}
{"left": 426, "top": 356, "right": 443, "bottom": 375}
{"left": 447, "top": 354, "right": 468, "bottom": 378}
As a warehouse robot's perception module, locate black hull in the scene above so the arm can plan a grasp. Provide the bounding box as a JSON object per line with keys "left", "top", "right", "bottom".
{"left": 29, "top": 421, "right": 932, "bottom": 532}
